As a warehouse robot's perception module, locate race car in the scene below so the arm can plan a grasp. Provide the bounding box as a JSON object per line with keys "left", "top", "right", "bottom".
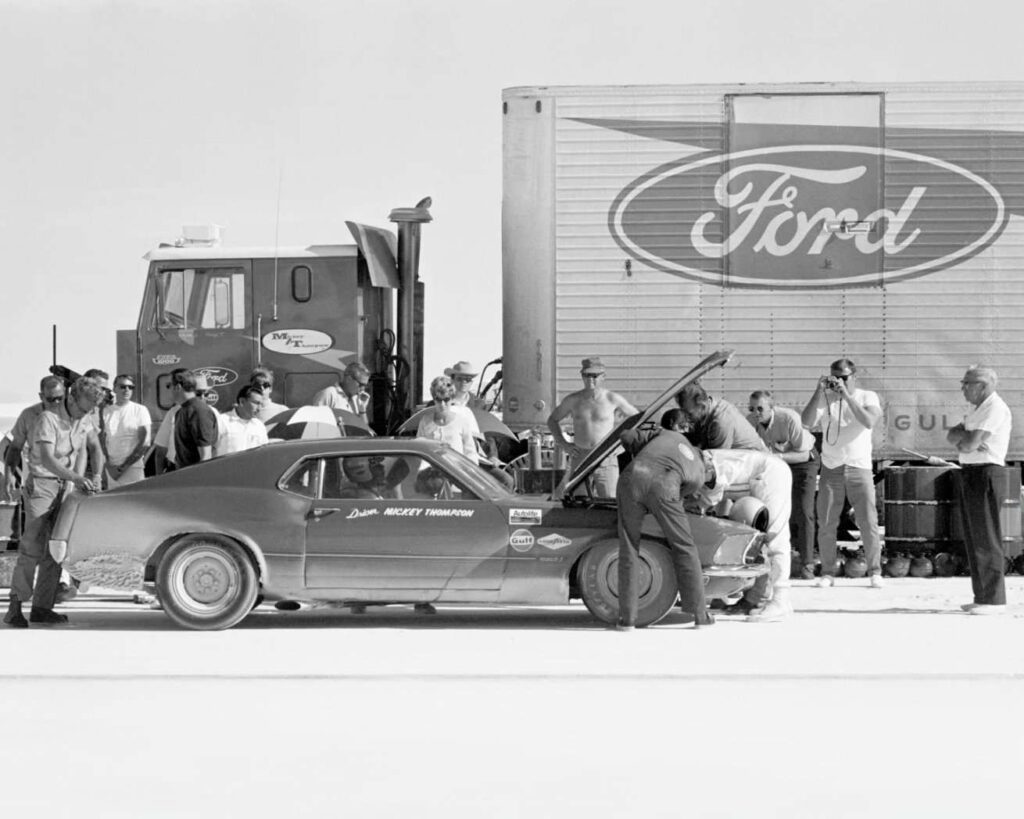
{"left": 48, "top": 351, "right": 768, "bottom": 630}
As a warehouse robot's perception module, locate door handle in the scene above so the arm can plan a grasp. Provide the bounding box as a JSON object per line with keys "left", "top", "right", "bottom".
{"left": 308, "top": 508, "right": 338, "bottom": 520}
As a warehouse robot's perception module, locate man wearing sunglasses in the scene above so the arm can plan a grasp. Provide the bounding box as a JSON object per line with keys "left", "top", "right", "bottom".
{"left": 4, "top": 376, "right": 103, "bottom": 628}
{"left": 102, "top": 375, "right": 151, "bottom": 487}
{"left": 2, "top": 376, "right": 65, "bottom": 502}
{"left": 801, "top": 358, "right": 884, "bottom": 589}
{"left": 313, "top": 361, "right": 372, "bottom": 421}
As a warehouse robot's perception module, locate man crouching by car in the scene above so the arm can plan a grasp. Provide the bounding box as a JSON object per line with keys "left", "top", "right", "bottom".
{"left": 4, "top": 376, "right": 102, "bottom": 628}
{"left": 615, "top": 409, "right": 712, "bottom": 631}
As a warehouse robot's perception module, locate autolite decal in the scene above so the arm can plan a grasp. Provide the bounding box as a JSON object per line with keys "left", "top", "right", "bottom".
{"left": 509, "top": 508, "right": 543, "bottom": 526}
{"left": 577, "top": 118, "right": 1024, "bottom": 289}
{"left": 509, "top": 529, "right": 535, "bottom": 552}
{"left": 152, "top": 354, "right": 181, "bottom": 365}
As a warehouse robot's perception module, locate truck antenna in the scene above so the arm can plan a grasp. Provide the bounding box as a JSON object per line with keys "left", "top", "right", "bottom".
{"left": 52, "top": 324, "right": 57, "bottom": 367}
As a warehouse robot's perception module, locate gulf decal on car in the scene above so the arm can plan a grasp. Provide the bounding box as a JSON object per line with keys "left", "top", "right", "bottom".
{"left": 509, "top": 529, "right": 535, "bottom": 552}
{"left": 509, "top": 508, "right": 543, "bottom": 526}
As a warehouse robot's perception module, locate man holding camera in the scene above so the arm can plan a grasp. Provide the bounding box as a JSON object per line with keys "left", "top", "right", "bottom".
{"left": 801, "top": 359, "right": 884, "bottom": 588}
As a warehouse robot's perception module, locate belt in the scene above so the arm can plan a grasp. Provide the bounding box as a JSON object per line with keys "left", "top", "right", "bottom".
{"left": 30, "top": 475, "right": 67, "bottom": 482}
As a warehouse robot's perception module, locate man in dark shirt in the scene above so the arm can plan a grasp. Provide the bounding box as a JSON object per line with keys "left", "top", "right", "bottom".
{"left": 615, "top": 416, "right": 711, "bottom": 630}
{"left": 173, "top": 373, "right": 218, "bottom": 468}
{"left": 676, "top": 381, "right": 767, "bottom": 452}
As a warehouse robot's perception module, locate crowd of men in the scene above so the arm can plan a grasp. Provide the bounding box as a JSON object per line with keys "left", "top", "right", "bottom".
{"left": 1, "top": 362, "right": 378, "bottom": 628}
{"left": 2, "top": 354, "right": 1014, "bottom": 629}
{"left": 546, "top": 356, "right": 1015, "bottom": 629}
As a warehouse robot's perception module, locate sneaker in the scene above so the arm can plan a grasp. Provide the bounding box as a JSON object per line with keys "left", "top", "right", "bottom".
{"left": 800, "top": 565, "right": 816, "bottom": 580}
{"left": 960, "top": 602, "right": 980, "bottom": 612}
{"left": 694, "top": 612, "right": 715, "bottom": 628}
{"left": 611, "top": 622, "right": 635, "bottom": 632}
{"left": 968, "top": 604, "right": 1007, "bottom": 616}
{"left": 814, "top": 575, "right": 835, "bottom": 588}
{"left": 745, "top": 598, "right": 792, "bottom": 623}
{"left": 28, "top": 607, "right": 69, "bottom": 625}
{"left": 414, "top": 603, "right": 437, "bottom": 615}
{"left": 3, "top": 601, "right": 28, "bottom": 629}
{"left": 869, "top": 574, "right": 885, "bottom": 589}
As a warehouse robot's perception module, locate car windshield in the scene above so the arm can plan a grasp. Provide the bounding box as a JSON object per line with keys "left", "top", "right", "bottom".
{"left": 434, "top": 448, "right": 515, "bottom": 500}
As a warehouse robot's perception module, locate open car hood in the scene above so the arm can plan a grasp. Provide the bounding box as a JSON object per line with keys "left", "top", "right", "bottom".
{"left": 556, "top": 349, "right": 735, "bottom": 500}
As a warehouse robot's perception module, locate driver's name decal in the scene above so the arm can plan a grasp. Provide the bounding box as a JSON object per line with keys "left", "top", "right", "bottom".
{"left": 344, "top": 507, "right": 475, "bottom": 519}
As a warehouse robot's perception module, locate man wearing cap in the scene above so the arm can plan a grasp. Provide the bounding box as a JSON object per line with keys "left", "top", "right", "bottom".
{"left": 947, "top": 365, "right": 1012, "bottom": 615}
{"left": 173, "top": 371, "right": 219, "bottom": 468}
{"left": 547, "top": 356, "right": 638, "bottom": 498}
{"left": 313, "top": 361, "right": 372, "bottom": 421}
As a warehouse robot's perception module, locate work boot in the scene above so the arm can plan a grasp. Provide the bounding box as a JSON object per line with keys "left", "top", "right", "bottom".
{"left": 745, "top": 588, "right": 793, "bottom": 623}
{"left": 4, "top": 599, "right": 28, "bottom": 629}
{"left": 55, "top": 582, "right": 78, "bottom": 604}
{"left": 28, "top": 607, "right": 69, "bottom": 626}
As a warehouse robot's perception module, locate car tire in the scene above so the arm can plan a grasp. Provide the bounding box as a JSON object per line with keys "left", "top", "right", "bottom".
{"left": 156, "top": 534, "right": 258, "bottom": 631}
{"left": 578, "top": 540, "right": 678, "bottom": 627}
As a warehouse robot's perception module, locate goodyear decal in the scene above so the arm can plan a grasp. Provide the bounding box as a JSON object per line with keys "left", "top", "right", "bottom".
{"left": 152, "top": 354, "right": 181, "bottom": 366}
{"left": 509, "top": 529, "right": 535, "bottom": 552}
{"left": 537, "top": 534, "right": 572, "bottom": 550}
{"left": 509, "top": 508, "right": 543, "bottom": 526}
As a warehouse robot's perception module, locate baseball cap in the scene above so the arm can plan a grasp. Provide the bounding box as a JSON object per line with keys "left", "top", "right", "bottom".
{"left": 580, "top": 357, "right": 606, "bottom": 375}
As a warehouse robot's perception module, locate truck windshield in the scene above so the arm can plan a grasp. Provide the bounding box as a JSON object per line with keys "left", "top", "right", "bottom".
{"left": 152, "top": 267, "right": 247, "bottom": 330}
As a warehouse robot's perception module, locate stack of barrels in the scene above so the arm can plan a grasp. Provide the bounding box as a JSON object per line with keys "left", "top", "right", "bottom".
{"left": 883, "top": 465, "right": 1024, "bottom": 572}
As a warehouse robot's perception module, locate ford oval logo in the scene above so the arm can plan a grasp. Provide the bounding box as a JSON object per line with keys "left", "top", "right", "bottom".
{"left": 610, "top": 145, "right": 1007, "bottom": 289}
{"left": 262, "top": 328, "right": 334, "bottom": 355}
{"left": 192, "top": 367, "right": 238, "bottom": 387}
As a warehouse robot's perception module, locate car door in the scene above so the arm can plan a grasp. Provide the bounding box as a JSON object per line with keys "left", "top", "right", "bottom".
{"left": 289, "top": 452, "right": 509, "bottom": 592}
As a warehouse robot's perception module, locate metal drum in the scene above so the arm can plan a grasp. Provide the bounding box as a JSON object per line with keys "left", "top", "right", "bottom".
{"left": 883, "top": 466, "right": 958, "bottom": 549}
{"left": 950, "top": 465, "right": 1023, "bottom": 559}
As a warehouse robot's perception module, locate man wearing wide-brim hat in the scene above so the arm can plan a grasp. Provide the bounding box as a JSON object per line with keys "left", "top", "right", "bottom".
{"left": 547, "top": 356, "right": 638, "bottom": 498}
{"left": 445, "top": 361, "right": 484, "bottom": 410}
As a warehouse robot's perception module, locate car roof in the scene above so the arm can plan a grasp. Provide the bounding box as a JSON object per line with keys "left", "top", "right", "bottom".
{"left": 559, "top": 349, "right": 735, "bottom": 499}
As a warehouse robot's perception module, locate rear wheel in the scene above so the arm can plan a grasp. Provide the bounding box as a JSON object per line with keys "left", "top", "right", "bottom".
{"left": 578, "top": 540, "right": 679, "bottom": 627}
{"left": 156, "top": 534, "right": 258, "bottom": 631}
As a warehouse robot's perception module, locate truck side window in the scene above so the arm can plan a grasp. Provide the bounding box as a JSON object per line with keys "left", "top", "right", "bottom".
{"left": 292, "top": 265, "right": 312, "bottom": 302}
{"left": 155, "top": 269, "right": 194, "bottom": 329}
{"left": 200, "top": 271, "right": 247, "bottom": 329}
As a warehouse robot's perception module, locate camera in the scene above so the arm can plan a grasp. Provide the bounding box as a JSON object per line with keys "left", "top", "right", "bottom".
{"left": 825, "top": 375, "right": 847, "bottom": 391}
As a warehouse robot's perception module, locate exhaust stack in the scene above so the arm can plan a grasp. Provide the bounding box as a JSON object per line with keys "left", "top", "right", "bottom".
{"left": 389, "top": 197, "right": 432, "bottom": 421}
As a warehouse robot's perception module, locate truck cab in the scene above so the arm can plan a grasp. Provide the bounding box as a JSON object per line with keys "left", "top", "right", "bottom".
{"left": 117, "top": 203, "right": 431, "bottom": 433}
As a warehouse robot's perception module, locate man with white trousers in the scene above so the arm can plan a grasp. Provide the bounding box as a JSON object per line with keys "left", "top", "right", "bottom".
{"left": 697, "top": 447, "right": 794, "bottom": 622}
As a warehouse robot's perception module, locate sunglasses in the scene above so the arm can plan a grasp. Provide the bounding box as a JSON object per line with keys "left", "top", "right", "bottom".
{"left": 452, "top": 375, "right": 474, "bottom": 382}
{"left": 43, "top": 394, "right": 64, "bottom": 404}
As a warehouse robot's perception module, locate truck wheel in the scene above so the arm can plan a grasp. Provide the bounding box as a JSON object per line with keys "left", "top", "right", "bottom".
{"left": 156, "top": 534, "right": 258, "bottom": 631}
{"left": 578, "top": 540, "right": 678, "bottom": 627}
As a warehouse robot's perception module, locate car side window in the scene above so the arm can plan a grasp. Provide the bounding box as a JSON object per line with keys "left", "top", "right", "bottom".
{"left": 324, "top": 455, "right": 412, "bottom": 500}
{"left": 282, "top": 458, "right": 320, "bottom": 498}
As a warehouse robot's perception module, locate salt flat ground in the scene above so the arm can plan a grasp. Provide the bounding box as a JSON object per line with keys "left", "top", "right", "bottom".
{"left": 2, "top": 577, "right": 1022, "bottom": 818}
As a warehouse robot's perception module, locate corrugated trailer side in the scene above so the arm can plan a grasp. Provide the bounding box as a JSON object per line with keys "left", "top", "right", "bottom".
{"left": 501, "top": 82, "right": 1024, "bottom": 460}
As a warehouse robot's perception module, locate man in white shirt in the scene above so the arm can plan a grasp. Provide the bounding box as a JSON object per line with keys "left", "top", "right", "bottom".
{"left": 216, "top": 386, "right": 269, "bottom": 457}
{"left": 947, "top": 365, "right": 1012, "bottom": 615}
{"left": 102, "top": 374, "right": 151, "bottom": 487}
{"left": 249, "top": 367, "right": 290, "bottom": 425}
{"left": 801, "top": 358, "right": 884, "bottom": 588}
{"left": 312, "top": 362, "right": 371, "bottom": 422}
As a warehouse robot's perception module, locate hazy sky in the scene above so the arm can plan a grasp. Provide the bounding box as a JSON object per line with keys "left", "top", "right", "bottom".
{"left": 2, "top": 0, "right": 1021, "bottom": 407}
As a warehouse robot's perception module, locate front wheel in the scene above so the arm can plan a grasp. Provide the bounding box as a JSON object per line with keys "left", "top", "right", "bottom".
{"left": 577, "top": 540, "right": 679, "bottom": 627}
{"left": 156, "top": 534, "right": 258, "bottom": 630}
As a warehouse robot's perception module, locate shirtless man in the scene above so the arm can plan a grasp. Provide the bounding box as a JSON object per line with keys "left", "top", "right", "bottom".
{"left": 547, "top": 356, "right": 638, "bottom": 498}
